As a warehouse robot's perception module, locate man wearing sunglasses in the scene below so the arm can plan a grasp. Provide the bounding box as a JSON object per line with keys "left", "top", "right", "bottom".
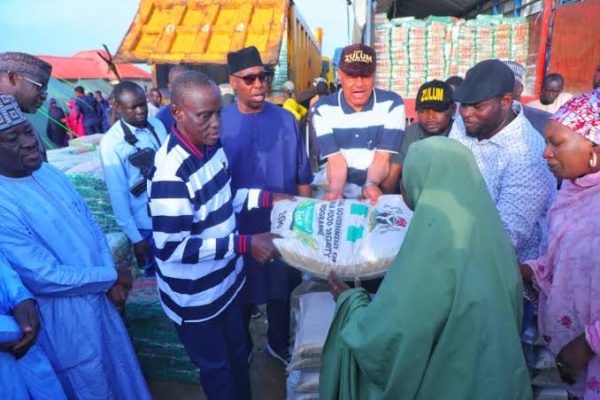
{"left": 220, "top": 46, "right": 313, "bottom": 367}
{"left": 0, "top": 52, "right": 52, "bottom": 160}
{"left": 313, "top": 44, "right": 406, "bottom": 204}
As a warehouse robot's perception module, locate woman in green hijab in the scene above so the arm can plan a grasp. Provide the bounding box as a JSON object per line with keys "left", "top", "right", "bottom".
{"left": 321, "top": 137, "right": 532, "bottom": 400}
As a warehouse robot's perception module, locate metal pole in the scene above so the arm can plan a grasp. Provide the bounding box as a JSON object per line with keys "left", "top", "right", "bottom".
{"left": 535, "top": 0, "right": 553, "bottom": 96}
{"left": 364, "top": 0, "right": 373, "bottom": 45}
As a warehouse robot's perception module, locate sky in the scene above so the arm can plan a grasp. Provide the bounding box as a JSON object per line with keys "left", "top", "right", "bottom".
{"left": 0, "top": 0, "right": 352, "bottom": 61}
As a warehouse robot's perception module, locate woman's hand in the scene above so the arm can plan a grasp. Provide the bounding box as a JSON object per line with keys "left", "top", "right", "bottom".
{"left": 328, "top": 271, "right": 361, "bottom": 301}
{"left": 520, "top": 263, "right": 534, "bottom": 283}
{"left": 556, "top": 333, "right": 595, "bottom": 384}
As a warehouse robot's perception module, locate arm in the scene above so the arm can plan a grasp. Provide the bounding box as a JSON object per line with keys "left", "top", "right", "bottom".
{"left": 497, "top": 160, "right": 553, "bottom": 262}
{"left": 313, "top": 104, "right": 345, "bottom": 199}
{"left": 381, "top": 163, "right": 402, "bottom": 194}
{"left": 325, "top": 153, "right": 348, "bottom": 200}
{"left": 0, "top": 207, "right": 117, "bottom": 296}
{"left": 99, "top": 139, "right": 144, "bottom": 244}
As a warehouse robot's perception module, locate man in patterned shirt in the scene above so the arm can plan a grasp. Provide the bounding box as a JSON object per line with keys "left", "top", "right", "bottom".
{"left": 450, "top": 60, "right": 555, "bottom": 263}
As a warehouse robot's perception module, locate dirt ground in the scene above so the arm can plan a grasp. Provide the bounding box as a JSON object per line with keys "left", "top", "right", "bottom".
{"left": 147, "top": 306, "right": 287, "bottom": 400}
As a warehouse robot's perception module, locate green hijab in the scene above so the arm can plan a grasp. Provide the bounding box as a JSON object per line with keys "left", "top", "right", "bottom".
{"left": 320, "top": 137, "right": 531, "bottom": 400}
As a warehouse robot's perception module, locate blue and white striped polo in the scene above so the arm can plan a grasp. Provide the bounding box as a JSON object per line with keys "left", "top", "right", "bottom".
{"left": 313, "top": 88, "right": 406, "bottom": 190}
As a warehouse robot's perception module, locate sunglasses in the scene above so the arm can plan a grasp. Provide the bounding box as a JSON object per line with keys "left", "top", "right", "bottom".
{"left": 232, "top": 71, "right": 271, "bottom": 86}
{"left": 22, "top": 76, "right": 47, "bottom": 94}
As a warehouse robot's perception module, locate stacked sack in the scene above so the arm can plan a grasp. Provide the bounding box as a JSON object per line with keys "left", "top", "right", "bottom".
{"left": 272, "top": 30, "right": 289, "bottom": 92}
{"left": 373, "top": 15, "right": 530, "bottom": 98}
{"left": 374, "top": 16, "right": 392, "bottom": 91}
{"left": 522, "top": 325, "right": 570, "bottom": 399}
{"left": 287, "top": 290, "right": 337, "bottom": 400}
{"left": 389, "top": 19, "right": 410, "bottom": 96}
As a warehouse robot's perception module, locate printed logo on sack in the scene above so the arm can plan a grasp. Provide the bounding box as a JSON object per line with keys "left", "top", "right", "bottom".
{"left": 292, "top": 201, "right": 316, "bottom": 234}
{"left": 370, "top": 205, "right": 408, "bottom": 233}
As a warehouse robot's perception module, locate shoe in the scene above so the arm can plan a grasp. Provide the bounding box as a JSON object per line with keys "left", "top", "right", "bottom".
{"left": 264, "top": 343, "right": 290, "bottom": 368}
{"left": 250, "top": 305, "right": 261, "bottom": 319}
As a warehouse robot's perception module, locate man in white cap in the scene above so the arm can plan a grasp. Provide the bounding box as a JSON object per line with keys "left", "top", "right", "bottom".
{"left": 503, "top": 60, "right": 551, "bottom": 136}
{"left": 282, "top": 80, "right": 307, "bottom": 122}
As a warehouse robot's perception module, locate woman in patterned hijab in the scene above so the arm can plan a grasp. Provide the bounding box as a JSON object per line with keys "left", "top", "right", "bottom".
{"left": 521, "top": 89, "right": 600, "bottom": 398}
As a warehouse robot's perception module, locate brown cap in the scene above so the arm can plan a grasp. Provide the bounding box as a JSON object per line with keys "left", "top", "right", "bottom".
{"left": 339, "top": 44, "right": 376, "bottom": 77}
{"left": 0, "top": 52, "right": 52, "bottom": 84}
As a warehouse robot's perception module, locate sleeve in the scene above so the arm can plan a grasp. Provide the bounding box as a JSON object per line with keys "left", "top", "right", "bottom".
{"left": 231, "top": 188, "right": 272, "bottom": 213}
{"left": 99, "top": 137, "right": 144, "bottom": 243}
{"left": 313, "top": 104, "right": 340, "bottom": 159}
{"left": 0, "top": 254, "right": 33, "bottom": 309}
{"left": 377, "top": 102, "right": 406, "bottom": 153}
{"left": 496, "top": 159, "right": 553, "bottom": 262}
{"left": 149, "top": 176, "right": 267, "bottom": 264}
{"left": 0, "top": 316, "right": 21, "bottom": 344}
{"left": 294, "top": 119, "right": 314, "bottom": 185}
{"left": 391, "top": 124, "right": 415, "bottom": 165}
{"left": 0, "top": 207, "right": 117, "bottom": 297}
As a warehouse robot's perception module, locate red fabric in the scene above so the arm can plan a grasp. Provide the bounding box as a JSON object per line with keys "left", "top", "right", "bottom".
{"left": 37, "top": 50, "right": 150, "bottom": 80}
{"left": 64, "top": 100, "right": 85, "bottom": 137}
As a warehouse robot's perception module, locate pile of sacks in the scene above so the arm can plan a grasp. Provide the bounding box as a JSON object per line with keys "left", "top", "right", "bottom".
{"left": 287, "top": 288, "right": 337, "bottom": 400}
{"left": 373, "top": 13, "right": 530, "bottom": 97}
{"left": 522, "top": 325, "right": 570, "bottom": 399}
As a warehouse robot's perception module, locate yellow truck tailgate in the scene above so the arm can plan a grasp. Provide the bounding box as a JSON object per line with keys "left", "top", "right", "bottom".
{"left": 115, "top": 0, "right": 289, "bottom": 65}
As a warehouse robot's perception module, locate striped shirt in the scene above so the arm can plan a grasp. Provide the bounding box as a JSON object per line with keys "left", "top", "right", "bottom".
{"left": 313, "top": 88, "right": 406, "bottom": 192}
{"left": 148, "top": 127, "right": 271, "bottom": 325}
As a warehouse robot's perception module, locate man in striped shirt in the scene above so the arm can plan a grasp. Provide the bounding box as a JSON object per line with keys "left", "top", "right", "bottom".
{"left": 148, "top": 71, "right": 289, "bottom": 400}
{"left": 313, "top": 44, "right": 406, "bottom": 203}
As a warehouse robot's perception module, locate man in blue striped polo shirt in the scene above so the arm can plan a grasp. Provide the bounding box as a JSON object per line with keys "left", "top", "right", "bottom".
{"left": 313, "top": 44, "right": 406, "bottom": 203}
{"left": 148, "top": 71, "right": 290, "bottom": 400}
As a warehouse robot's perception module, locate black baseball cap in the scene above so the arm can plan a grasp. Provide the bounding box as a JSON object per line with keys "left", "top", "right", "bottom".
{"left": 415, "top": 80, "right": 454, "bottom": 111}
{"left": 453, "top": 59, "right": 515, "bottom": 104}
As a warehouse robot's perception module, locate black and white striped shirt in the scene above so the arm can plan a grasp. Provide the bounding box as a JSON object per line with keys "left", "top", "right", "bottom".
{"left": 148, "top": 127, "right": 271, "bottom": 324}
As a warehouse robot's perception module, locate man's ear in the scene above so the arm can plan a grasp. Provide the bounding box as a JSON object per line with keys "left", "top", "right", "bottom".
{"left": 501, "top": 93, "right": 513, "bottom": 110}
{"left": 171, "top": 104, "right": 181, "bottom": 121}
{"left": 7, "top": 71, "right": 19, "bottom": 87}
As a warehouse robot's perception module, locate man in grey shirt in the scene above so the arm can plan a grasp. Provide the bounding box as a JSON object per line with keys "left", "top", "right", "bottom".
{"left": 382, "top": 80, "right": 455, "bottom": 193}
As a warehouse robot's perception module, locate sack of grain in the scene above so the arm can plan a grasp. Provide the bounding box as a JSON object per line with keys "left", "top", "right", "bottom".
{"left": 271, "top": 195, "right": 412, "bottom": 279}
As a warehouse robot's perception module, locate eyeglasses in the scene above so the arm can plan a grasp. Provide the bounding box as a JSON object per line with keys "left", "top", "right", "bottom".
{"left": 232, "top": 71, "right": 270, "bottom": 86}
{"left": 22, "top": 76, "right": 47, "bottom": 94}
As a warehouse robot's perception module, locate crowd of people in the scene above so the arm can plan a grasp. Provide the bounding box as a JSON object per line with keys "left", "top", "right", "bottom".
{"left": 0, "top": 43, "right": 598, "bottom": 400}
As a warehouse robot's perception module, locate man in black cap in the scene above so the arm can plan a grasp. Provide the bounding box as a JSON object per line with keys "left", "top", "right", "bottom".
{"left": 313, "top": 43, "right": 405, "bottom": 203}
{"left": 382, "top": 80, "right": 455, "bottom": 192}
{"left": 220, "top": 46, "right": 313, "bottom": 367}
{"left": 449, "top": 59, "right": 554, "bottom": 264}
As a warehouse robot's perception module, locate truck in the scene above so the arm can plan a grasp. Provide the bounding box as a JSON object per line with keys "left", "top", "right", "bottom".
{"left": 114, "top": 0, "right": 323, "bottom": 104}
{"left": 364, "top": 0, "right": 599, "bottom": 120}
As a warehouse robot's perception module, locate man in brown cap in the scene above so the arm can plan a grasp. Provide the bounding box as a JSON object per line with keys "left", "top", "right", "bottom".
{"left": 312, "top": 44, "right": 406, "bottom": 203}
{"left": 0, "top": 51, "right": 53, "bottom": 159}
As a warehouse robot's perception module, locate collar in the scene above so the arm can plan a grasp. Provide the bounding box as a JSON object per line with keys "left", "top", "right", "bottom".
{"left": 172, "top": 125, "right": 212, "bottom": 159}
{"left": 122, "top": 119, "right": 149, "bottom": 135}
{"left": 338, "top": 88, "right": 376, "bottom": 114}
{"left": 485, "top": 101, "right": 527, "bottom": 148}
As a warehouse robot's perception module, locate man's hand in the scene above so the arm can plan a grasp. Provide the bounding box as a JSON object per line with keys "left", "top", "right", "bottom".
{"left": 108, "top": 284, "right": 129, "bottom": 309}
{"left": 324, "top": 190, "right": 343, "bottom": 201}
{"left": 556, "top": 333, "right": 595, "bottom": 385}
{"left": 133, "top": 239, "right": 150, "bottom": 269}
{"left": 250, "top": 233, "right": 281, "bottom": 264}
{"left": 9, "top": 299, "right": 40, "bottom": 359}
{"left": 362, "top": 183, "right": 382, "bottom": 204}
{"left": 116, "top": 265, "right": 133, "bottom": 289}
{"left": 272, "top": 193, "right": 295, "bottom": 203}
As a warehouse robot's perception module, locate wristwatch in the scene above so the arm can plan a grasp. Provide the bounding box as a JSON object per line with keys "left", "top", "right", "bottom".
{"left": 363, "top": 180, "right": 377, "bottom": 190}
